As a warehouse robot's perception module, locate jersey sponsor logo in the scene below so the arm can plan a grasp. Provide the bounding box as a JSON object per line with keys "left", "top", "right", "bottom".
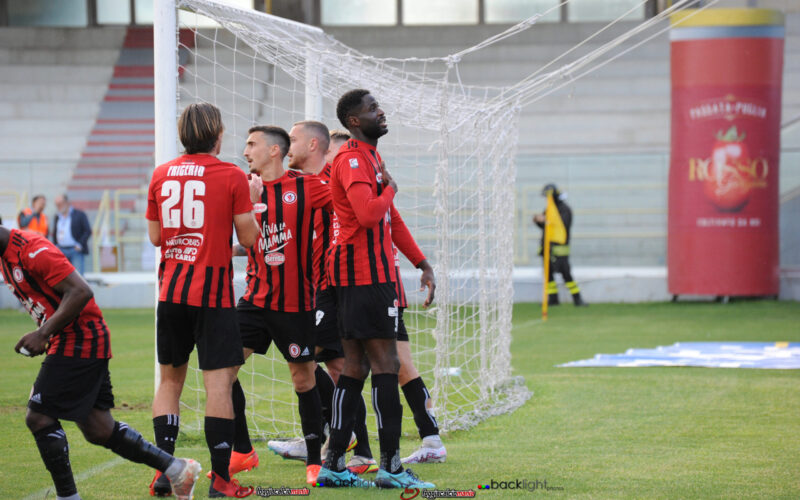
{"left": 259, "top": 222, "right": 293, "bottom": 253}
{"left": 12, "top": 266, "right": 24, "bottom": 283}
{"left": 253, "top": 202, "right": 267, "bottom": 213}
{"left": 282, "top": 191, "right": 297, "bottom": 204}
{"left": 28, "top": 247, "right": 48, "bottom": 259}
{"left": 289, "top": 343, "right": 301, "bottom": 358}
{"left": 349, "top": 158, "right": 359, "bottom": 169}
{"left": 264, "top": 252, "right": 285, "bottom": 266}
{"left": 315, "top": 310, "right": 324, "bottom": 326}
{"left": 163, "top": 233, "right": 204, "bottom": 263}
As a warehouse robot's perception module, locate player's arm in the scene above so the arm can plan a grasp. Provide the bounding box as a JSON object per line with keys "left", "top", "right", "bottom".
{"left": 308, "top": 175, "right": 333, "bottom": 212}
{"left": 147, "top": 220, "right": 161, "bottom": 246}
{"left": 15, "top": 271, "right": 93, "bottom": 356}
{"left": 233, "top": 244, "right": 247, "bottom": 257}
{"left": 234, "top": 212, "right": 259, "bottom": 248}
{"left": 346, "top": 182, "right": 395, "bottom": 227}
{"left": 391, "top": 205, "right": 435, "bottom": 307}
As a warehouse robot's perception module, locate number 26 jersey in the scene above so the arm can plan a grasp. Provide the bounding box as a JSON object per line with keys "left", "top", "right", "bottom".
{"left": 146, "top": 153, "right": 253, "bottom": 308}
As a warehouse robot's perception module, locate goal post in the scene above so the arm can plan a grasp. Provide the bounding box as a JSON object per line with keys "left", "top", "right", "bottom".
{"left": 155, "top": 0, "right": 531, "bottom": 439}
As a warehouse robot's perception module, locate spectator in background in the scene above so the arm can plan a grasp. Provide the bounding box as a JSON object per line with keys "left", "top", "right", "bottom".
{"left": 52, "top": 194, "right": 91, "bottom": 275}
{"left": 18, "top": 195, "right": 49, "bottom": 237}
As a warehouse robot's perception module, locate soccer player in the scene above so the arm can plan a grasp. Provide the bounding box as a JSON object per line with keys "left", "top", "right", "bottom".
{"left": 324, "top": 129, "right": 350, "bottom": 166}
{"left": 1, "top": 226, "right": 201, "bottom": 500}
{"left": 230, "top": 125, "right": 332, "bottom": 486}
{"left": 316, "top": 89, "right": 433, "bottom": 489}
{"left": 146, "top": 103, "right": 259, "bottom": 498}
{"left": 268, "top": 123, "right": 376, "bottom": 474}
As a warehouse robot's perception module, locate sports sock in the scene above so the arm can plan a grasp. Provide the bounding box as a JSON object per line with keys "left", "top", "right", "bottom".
{"left": 205, "top": 416, "right": 234, "bottom": 482}
{"left": 323, "top": 375, "right": 363, "bottom": 472}
{"left": 401, "top": 377, "right": 439, "bottom": 439}
{"left": 371, "top": 373, "right": 403, "bottom": 474}
{"left": 33, "top": 422, "right": 77, "bottom": 498}
{"left": 152, "top": 414, "right": 179, "bottom": 455}
{"left": 314, "top": 365, "right": 335, "bottom": 427}
{"left": 105, "top": 421, "right": 174, "bottom": 472}
{"left": 297, "top": 386, "right": 324, "bottom": 466}
{"left": 352, "top": 392, "right": 372, "bottom": 458}
{"left": 231, "top": 379, "right": 253, "bottom": 454}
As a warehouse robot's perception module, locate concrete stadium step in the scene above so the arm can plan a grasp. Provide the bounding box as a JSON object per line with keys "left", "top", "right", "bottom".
{"left": 0, "top": 83, "right": 109, "bottom": 101}
{"left": 0, "top": 27, "right": 126, "bottom": 49}
{"left": 0, "top": 48, "right": 120, "bottom": 65}
{"left": 0, "top": 101, "right": 101, "bottom": 119}
{"left": 0, "top": 65, "right": 113, "bottom": 83}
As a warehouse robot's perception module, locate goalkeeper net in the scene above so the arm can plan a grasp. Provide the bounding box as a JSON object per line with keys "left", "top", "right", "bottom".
{"left": 167, "top": 0, "right": 528, "bottom": 438}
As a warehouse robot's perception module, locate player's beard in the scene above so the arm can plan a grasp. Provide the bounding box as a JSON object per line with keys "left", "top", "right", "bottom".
{"left": 363, "top": 121, "right": 388, "bottom": 141}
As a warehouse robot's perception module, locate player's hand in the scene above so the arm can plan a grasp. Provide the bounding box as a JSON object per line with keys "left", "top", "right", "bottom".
{"left": 417, "top": 259, "right": 436, "bottom": 308}
{"left": 249, "top": 173, "right": 264, "bottom": 203}
{"left": 380, "top": 161, "right": 398, "bottom": 194}
{"left": 533, "top": 214, "right": 545, "bottom": 224}
{"left": 15, "top": 329, "right": 49, "bottom": 357}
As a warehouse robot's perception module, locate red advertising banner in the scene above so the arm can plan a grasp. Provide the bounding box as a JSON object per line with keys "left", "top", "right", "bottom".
{"left": 668, "top": 9, "right": 784, "bottom": 296}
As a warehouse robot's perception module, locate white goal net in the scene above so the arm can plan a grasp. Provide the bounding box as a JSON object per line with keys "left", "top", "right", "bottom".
{"left": 159, "top": 0, "right": 711, "bottom": 440}
{"left": 162, "top": 0, "right": 529, "bottom": 439}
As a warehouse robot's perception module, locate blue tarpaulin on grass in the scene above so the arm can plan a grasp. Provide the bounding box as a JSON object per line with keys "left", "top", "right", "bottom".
{"left": 559, "top": 342, "right": 800, "bottom": 369}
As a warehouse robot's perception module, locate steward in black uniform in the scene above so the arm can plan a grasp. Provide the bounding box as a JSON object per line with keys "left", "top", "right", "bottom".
{"left": 533, "top": 184, "right": 587, "bottom": 306}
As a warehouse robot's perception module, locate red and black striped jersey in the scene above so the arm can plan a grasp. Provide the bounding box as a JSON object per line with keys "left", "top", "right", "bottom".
{"left": 146, "top": 154, "right": 253, "bottom": 308}
{"left": 327, "top": 139, "right": 397, "bottom": 287}
{"left": 390, "top": 207, "right": 426, "bottom": 308}
{"left": 1, "top": 229, "right": 111, "bottom": 359}
{"left": 241, "top": 171, "right": 331, "bottom": 312}
{"left": 312, "top": 163, "right": 339, "bottom": 293}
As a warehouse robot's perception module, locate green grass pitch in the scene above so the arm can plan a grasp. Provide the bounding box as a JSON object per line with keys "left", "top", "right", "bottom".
{"left": 2, "top": 301, "right": 799, "bottom": 499}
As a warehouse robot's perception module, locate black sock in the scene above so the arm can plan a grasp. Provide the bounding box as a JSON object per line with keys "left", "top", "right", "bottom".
{"left": 232, "top": 379, "right": 253, "bottom": 454}
{"left": 314, "top": 365, "right": 335, "bottom": 428}
{"left": 297, "top": 386, "right": 324, "bottom": 466}
{"left": 372, "top": 373, "right": 403, "bottom": 474}
{"left": 323, "top": 375, "right": 364, "bottom": 472}
{"left": 33, "top": 422, "right": 77, "bottom": 498}
{"left": 105, "top": 421, "right": 174, "bottom": 472}
{"left": 205, "top": 416, "right": 234, "bottom": 482}
{"left": 153, "top": 414, "right": 179, "bottom": 456}
{"left": 352, "top": 392, "right": 372, "bottom": 458}
{"left": 401, "top": 377, "right": 439, "bottom": 439}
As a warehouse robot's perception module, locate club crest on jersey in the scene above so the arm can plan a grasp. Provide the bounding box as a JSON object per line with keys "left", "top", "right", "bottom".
{"left": 12, "top": 267, "right": 24, "bottom": 283}
{"left": 349, "top": 158, "right": 359, "bottom": 169}
{"left": 282, "top": 191, "right": 297, "bottom": 204}
{"left": 376, "top": 172, "right": 383, "bottom": 184}
{"left": 253, "top": 203, "right": 267, "bottom": 213}
{"left": 264, "top": 252, "right": 285, "bottom": 266}
{"left": 288, "top": 343, "right": 301, "bottom": 358}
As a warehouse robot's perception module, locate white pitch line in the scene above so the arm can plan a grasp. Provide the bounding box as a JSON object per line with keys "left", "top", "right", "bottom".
{"left": 22, "top": 456, "right": 124, "bottom": 500}
{"left": 512, "top": 318, "right": 543, "bottom": 331}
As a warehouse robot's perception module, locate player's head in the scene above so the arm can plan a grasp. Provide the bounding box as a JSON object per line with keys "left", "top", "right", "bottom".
{"left": 178, "top": 102, "right": 224, "bottom": 155}
{"left": 288, "top": 121, "right": 330, "bottom": 173}
{"left": 325, "top": 129, "right": 350, "bottom": 165}
{"left": 336, "top": 89, "right": 387, "bottom": 140}
{"left": 31, "top": 194, "right": 46, "bottom": 213}
{"left": 542, "top": 183, "right": 560, "bottom": 198}
{"left": 245, "top": 125, "right": 290, "bottom": 174}
{"left": 54, "top": 194, "right": 70, "bottom": 214}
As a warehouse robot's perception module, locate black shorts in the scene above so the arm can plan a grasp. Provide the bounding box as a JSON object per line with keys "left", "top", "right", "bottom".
{"left": 397, "top": 307, "right": 409, "bottom": 342}
{"left": 157, "top": 301, "right": 244, "bottom": 370}
{"left": 28, "top": 355, "right": 114, "bottom": 422}
{"left": 314, "top": 288, "right": 344, "bottom": 362}
{"left": 335, "top": 283, "right": 398, "bottom": 340}
{"left": 237, "top": 300, "right": 315, "bottom": 363}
